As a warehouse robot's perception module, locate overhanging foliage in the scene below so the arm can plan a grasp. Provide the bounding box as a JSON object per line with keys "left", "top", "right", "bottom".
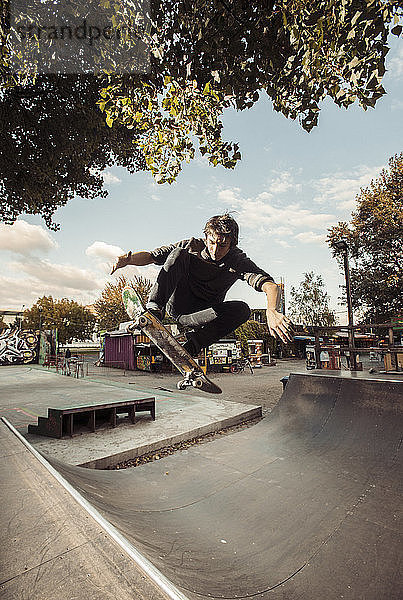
{"left": 0, "top": 1, "right": 401, "bottom": 224}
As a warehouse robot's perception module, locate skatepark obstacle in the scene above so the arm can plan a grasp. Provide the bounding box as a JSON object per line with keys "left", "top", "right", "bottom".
{"left": 27, "top": 396, "right": 156, "bottom": 438}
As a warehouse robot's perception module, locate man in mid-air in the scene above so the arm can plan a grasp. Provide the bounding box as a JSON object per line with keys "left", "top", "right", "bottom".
{"left": 111, "top": 214, "right": 293, "bottom": 355}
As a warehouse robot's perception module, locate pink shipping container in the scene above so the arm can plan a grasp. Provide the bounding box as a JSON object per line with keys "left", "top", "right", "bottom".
{"left": 104, "top": 332, "right": 135, "bottom": 370}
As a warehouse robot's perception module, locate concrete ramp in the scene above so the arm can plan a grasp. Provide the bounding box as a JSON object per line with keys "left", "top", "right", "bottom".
{"left": 3, "top": 374, "right": 402, "bottom": 599}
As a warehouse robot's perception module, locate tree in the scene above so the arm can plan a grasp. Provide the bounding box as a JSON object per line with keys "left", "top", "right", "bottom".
{"left": 235, "top": 319, "right": 275, "bottom": 356}
{"left": 94, "top": 0, "right": 403, "bottom": 182}
{"left": 23, "top": 296, "right": 96, "bottom": 344}
{"left": 288, "top": 271, "right": 337, "bottom": 327}
{"left": 0, "top": 75, "right": 146, "bottom": 230}
{"left": 94, "top": 274, "right": 153, "bottom": 331}
{"left": 327, "top": 153, "right": 403, "bottom": 323}
{"left": 0, "top": 0, "right": 401, "bottom": 222}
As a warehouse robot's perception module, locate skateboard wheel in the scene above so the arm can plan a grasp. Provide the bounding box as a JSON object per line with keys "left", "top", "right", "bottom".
{"left": 139, "top": 315, "right": 150, "bottom": 327}
{"left": 177, "top": 381, "right": 187, "bottom": 390}
{"left": 193, "top": 377, "right": 204, "bottom": 389}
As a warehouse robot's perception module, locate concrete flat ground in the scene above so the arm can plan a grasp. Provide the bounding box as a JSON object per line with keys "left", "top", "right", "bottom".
{"left": 1, "top": 359, "right": 400, "bottom": 467}
{"left": 80, "top": 357, "right": 308, "bottom": 416}
{"left": 0, "top": 363, "right": 272, "bottom": 467}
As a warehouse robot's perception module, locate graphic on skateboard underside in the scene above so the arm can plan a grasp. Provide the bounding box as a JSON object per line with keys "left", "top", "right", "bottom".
{"left": 122, "top": 286, "right": 143, "bottom": 320}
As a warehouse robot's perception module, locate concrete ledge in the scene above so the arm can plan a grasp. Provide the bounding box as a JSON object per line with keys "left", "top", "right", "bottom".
{"left": 0, "top": 366, "right": 262, "bottom": 470}
{"left": 27, "top": 391, "right": 262, "bottom": 468}
{"left": 80, "top": 405, "right": 262, "bottom": 469}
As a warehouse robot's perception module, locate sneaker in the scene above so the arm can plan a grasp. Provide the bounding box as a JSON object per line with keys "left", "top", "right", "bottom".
{"left": 182, "top": 332, "right": 201, "bottom": 357}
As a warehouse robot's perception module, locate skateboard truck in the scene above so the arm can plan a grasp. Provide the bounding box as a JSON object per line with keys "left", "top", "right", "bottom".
{"left": 126, "top": 314, "right": 149, "bottom": 331}
{"left": 138, "top": 314, "right": 151, "bottom": 328}
{"left": 177, "top": 371, "right": 204, "bottom": 391}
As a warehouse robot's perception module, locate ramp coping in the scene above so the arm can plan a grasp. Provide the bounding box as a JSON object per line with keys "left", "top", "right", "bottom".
{"left": 291, "top": 371, "right": 403, "bottom": 384}
{"left": 1, "top": 416, "right": 190, "bottom": 600}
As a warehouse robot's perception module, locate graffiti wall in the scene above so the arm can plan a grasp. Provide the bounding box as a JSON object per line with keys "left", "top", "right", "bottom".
{"left": 0, "top": 328, "right": 39, "bottom": 365}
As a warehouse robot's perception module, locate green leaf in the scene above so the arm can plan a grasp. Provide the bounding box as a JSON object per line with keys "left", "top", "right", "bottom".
{"left": 391, "top": 25, "right": 402, "bottom": 37}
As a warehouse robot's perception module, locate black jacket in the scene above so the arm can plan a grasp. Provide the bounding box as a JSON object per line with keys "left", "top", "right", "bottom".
{"left": 150, "top": 237, "right": 274, "bottom": 303}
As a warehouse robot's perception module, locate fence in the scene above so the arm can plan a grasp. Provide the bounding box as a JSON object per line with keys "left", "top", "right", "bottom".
{"left": 310, "top": 322, "right": 402, "bottom": 372}
{"left": 43, "top": 354, "right": 85, "bottom": 377}
{"left": 85, "top": 361, "right": 127, "bottom": 377}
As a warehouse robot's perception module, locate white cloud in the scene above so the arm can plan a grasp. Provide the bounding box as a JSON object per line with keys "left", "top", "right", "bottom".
{"left": 217, "top": 184, "right": 335, "bottom": 247}
{"left": 231, "top": 197, "right": 334, "bottom": 232}
{"left": 217, "top": 188, "right": 241, "bottom": 205}
{"left": 0, "top": 220, "right": 57, "bottom": 255}
{"left": 102, "top": 171, "right": 122, "bottom": 185}
{"left": 86, "top": 241, "right": 124, "bottom": 261}
{"left": 12, "top": 258, "right": 104, "bottom": 291}
{"left": 267, "top": 170, "right": 301, "bottom": 195}
{"left": 256, "top": 191, "right": 273, "bottom": 201}
{"left": 0, "top": 276, "right": 45, "bottom": 309}
{"left": 273, "top": 226, "right": 294, "bottom": 236}
{"left": 294, "top": 231, "right": 327, "bottom": 245}
{"left": 0, "top": 274, "right": 101, "bottom": 309}
{"left": 86, "top": 241, "right": 125, "bottom": 275}
{"left": 313, "top": 164, "right": 384, "bottom": 211}
{"left": 0, "top": 255, "right": 160, "bottom": 310}
{"left": 387, "top": 44, "right": 403, "bottom": 79}
{"left": 89, "top": 168, "right": 122, "bottom": 185}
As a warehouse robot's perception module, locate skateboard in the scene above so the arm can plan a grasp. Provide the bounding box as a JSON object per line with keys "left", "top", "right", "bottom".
{"left": 122, "top": 287, "right": 222, "bottom": 394}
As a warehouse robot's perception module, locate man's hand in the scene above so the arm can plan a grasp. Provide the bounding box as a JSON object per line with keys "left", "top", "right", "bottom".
{"left": 266, "top": 308, "right": 294, "bottom": 344}
{"left": 110, "top": 251, "right": 132, "bottom": 275}
{"left": 261, "top": 281, "right": 293, "bottom": 343}
{"left": 110, "top": 250, "right": 154, "bottom": 274}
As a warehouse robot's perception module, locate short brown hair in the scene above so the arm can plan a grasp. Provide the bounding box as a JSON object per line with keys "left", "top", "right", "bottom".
{"left": 203, "top": 214, "right": 239, "bottom": 247}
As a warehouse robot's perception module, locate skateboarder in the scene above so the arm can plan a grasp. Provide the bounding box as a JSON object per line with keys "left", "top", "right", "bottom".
{"left": 111, "top": 214, "right": 293, "bottom": 356}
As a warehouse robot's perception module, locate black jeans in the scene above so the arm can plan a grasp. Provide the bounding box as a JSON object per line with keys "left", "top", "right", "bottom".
{"left": 147, "top": 248, "right": 250, "bottom": 354}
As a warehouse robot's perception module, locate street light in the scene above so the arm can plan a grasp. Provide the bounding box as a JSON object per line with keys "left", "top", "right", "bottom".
{"left": 334, "top": 239, "right": 357, "bottom": 371}
{"left": 19, "top": 304, "right": 25, "bottom": 330}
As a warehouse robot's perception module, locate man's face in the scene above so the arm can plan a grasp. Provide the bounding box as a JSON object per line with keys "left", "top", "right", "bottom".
{"left": 206, "top": 233, "right": 231, "bottom": 261}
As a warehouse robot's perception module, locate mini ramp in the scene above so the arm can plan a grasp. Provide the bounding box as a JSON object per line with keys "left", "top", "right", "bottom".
{"left": 3, "top": 374, "right": 402, "bottom": 599}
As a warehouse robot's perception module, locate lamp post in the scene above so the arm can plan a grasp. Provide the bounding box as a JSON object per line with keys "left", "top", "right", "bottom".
{"left": 38, "top": 306, "right": 43, "bottom": 332}
{"left": 334, "top": 239, "right": 357, "bottom": 371}
{"left": 19, "top": 305, "right": 25, "bottom": 330}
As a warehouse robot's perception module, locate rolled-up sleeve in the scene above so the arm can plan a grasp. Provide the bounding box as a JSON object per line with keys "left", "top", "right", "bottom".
{"left": 229, "top": 250, "right": 274, "bottom": 291}
{"left": 242, "top": 271, "right": 274, "bottom": 291}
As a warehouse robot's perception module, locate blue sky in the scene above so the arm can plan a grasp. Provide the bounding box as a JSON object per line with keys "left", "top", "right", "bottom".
{"left": 1, "top": 38, "right": 402, "bottom": 323}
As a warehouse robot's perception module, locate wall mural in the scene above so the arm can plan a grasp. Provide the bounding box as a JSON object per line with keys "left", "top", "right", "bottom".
{"left": 0, "top": 328, "right": 39, "bottom": 365}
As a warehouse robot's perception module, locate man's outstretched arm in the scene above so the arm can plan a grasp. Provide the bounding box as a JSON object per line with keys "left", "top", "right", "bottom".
{"left": 262, "top": 281, "right": 293, "bottom": 344}
{"left": 110, "top": 251, "right": 155, "bottom": 274}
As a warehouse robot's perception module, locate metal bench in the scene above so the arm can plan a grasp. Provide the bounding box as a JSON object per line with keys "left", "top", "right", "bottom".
{"left": 28, "top": 397, "right": 156, "bottom": 439}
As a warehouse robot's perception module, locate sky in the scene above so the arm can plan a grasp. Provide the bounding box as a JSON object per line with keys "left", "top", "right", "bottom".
{"left": 1, "top": 38, "right": 402, "bottom": 324}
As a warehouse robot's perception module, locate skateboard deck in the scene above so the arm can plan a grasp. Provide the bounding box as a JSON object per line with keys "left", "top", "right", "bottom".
{"left": 122, "top": 287, "right": 222, "bottom": 394}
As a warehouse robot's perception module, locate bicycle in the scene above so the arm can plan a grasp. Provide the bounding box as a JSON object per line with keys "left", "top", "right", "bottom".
{"left": 230, "top": 358, "right": 254, "bottom": 374}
